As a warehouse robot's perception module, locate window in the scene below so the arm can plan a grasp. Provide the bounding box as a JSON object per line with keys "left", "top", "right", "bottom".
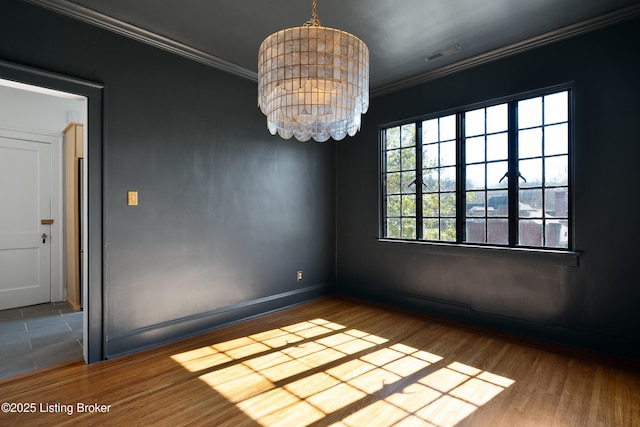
{"left": 383, "top": 124, "right": 417, "bottom": 239}
{"left": 381, "top": 88, "right": 571, "bottom": 250}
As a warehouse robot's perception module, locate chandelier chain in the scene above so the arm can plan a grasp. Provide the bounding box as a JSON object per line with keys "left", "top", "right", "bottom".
{"left": 304, "top": 0, "right": 321, "bottom": 27}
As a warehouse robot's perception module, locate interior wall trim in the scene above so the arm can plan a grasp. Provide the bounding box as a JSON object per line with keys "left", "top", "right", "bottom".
{"left": 24, "top": 1, "right": 640, "bottom": 94}
{"left": 22, "top": 0, "right": 258, "bottom": 82}
{"left": 338, "top": 281, "right": 640, "bottom": 364}
{"left": 377, "top": 239, "right": 580, "bottom": 267}
{"left": 336, "top": 294, "right": 640, "bottom": 372}
{"left": 372, "top": 3, "right": 640, "bottom": 97}
{"left": 104, "top": 283, "right": 331, "bottom": 359}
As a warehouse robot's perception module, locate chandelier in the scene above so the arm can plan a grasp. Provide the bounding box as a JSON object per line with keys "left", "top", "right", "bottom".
{"left": 257, "top": 0, "right": 369, "bottom": 142}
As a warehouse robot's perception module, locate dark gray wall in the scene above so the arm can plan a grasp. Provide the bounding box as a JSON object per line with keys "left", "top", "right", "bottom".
{"left": 3, "top": 0, "right": 639, "bottom": 364}
{"left": 1, "top": 0, "right": 335, "bottom": 359}
{"left": 337, "top": 16, "right": 640, "bottom": 361}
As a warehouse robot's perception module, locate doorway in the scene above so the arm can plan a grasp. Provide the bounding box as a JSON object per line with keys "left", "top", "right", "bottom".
{"left": 0, "top": 84, "right": 86, "bottom": 378}
{"left": 0, "top": 59, "right": 104, "bottom": 369}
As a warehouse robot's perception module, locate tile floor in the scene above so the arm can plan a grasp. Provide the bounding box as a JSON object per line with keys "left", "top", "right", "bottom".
{"left": 0, "top": 302, "right": 83, "bottom": 379}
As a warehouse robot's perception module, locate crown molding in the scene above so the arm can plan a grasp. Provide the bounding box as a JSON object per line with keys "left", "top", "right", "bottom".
{"left": 23, "top": 1, "right": 640, "bottom": 97}
{"left": 371, "top": 3, "right": 640, "bottom": 97}
{"left": 23, "top": 0, "right": 258, "bottom": 81}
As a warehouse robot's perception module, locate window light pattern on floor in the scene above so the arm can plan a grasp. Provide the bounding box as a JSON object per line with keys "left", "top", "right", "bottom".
{"left": 170, "top": 318, "right": 514, "bottom": 426}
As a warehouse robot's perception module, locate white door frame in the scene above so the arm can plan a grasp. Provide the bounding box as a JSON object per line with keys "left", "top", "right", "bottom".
{"left": 0, "top": 128, "right": 63, "bottom": 303}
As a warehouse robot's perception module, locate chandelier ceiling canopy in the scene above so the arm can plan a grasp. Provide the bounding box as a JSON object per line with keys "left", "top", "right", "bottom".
{"left": 257, "top": 0, "right": 369, "bottom": 142}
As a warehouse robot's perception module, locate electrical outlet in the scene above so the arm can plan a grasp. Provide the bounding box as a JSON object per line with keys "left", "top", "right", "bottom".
{"left": 297, "top": 271, "right": 303, "bottom": 282}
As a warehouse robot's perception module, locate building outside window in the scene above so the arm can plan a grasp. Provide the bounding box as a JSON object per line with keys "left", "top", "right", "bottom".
{"left": 381, "top": 88, "right": 571, "bottom": 250}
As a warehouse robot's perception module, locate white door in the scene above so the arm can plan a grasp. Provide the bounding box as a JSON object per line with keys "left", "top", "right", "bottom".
{"left": 0, "top": 135, "right": 52, "bottom": 310}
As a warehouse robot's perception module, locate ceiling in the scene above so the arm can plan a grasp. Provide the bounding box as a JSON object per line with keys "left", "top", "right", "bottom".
{"left": 26, "top": 0, "right": 640, "bottom": 95}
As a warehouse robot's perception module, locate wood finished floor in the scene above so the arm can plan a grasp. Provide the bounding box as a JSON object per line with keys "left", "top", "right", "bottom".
{"left": 0, "top": 296, "right": 638, "bottom": 426}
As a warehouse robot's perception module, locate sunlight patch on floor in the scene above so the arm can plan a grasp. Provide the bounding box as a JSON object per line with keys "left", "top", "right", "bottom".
{"left": 170, "top": 318, "right": 514, "bottom": 426}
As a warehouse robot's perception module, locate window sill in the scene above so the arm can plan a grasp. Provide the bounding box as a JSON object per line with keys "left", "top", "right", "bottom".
{"left": 377, "top": 239, "right": 580, "bottom": 267}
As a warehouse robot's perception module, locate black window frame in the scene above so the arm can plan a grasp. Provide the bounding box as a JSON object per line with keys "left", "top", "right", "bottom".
{"left": 380, "top": 84, "right": 574, "bottom": 252}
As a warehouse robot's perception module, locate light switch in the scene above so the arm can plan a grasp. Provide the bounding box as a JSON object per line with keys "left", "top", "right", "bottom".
{"left": 128, "top": 191, "right": 138, "bottom": 206}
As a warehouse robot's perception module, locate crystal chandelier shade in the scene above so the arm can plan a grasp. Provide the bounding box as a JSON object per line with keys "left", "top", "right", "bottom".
{"left": 257, "top": 3, "right": 369, "bottom": 142}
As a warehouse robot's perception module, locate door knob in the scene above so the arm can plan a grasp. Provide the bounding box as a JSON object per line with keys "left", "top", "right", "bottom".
{"left": 42, "top": 233, "right": 47, "bottom": 244}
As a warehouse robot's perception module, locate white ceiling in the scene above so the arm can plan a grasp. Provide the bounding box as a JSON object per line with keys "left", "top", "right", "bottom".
{"left": 26, "top": 0, "right": 640, "bottom": 95}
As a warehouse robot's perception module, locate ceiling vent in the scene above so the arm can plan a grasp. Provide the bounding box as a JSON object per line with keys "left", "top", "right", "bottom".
{"left": 425, "top": 44, "right": 463, "bottom": 61}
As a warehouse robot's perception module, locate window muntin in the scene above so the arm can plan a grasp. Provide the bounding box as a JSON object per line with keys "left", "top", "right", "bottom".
{"left": 381, "top": 89, "right": 571, "bottom": 250}
{"left": 464, "top": 103, "right": 509, "bottom": 245}
{"left": 516, "top": 91, "right": 569, "bottom": 248}
{"left": 383, "top": 124, "right": 417, "bottom": 239}
{"left": 422, "top": 115, "right": 457, "bottom": 242}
